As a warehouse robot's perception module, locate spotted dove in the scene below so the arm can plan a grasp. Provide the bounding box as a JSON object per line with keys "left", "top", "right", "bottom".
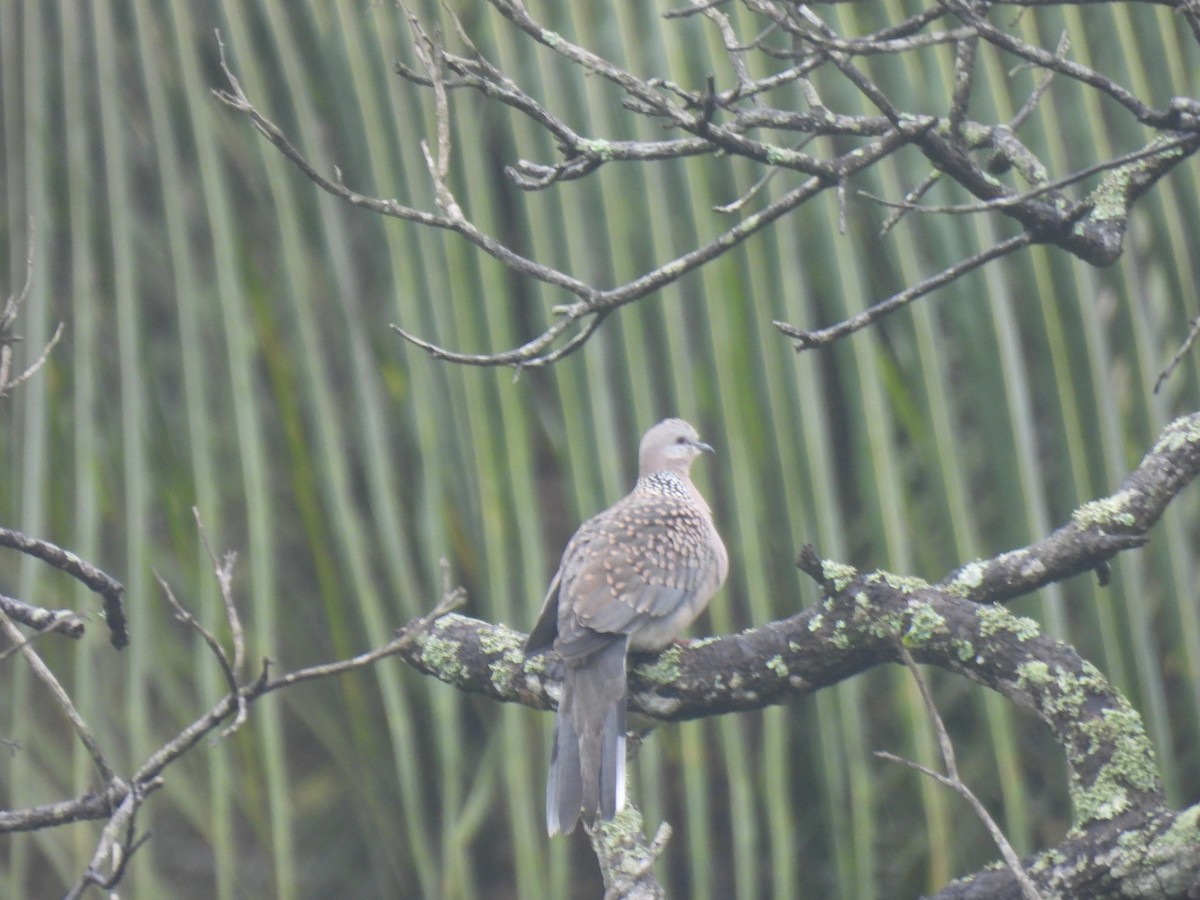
{"left": 524, "top": 418, "right": 728, "bottom": 835}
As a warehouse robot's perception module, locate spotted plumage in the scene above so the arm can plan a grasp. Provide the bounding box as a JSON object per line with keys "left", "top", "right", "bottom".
{"left": 524, "top": 418, "right": 728, "bottom": 835}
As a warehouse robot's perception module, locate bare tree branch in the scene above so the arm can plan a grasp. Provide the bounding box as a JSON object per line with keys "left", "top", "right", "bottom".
{"left": 1156, "top": 312, "right": 1200, "bottom": 394}
{"left": 194, "top": 506, "right": 245, "bottom": 678}
{"left": 0, "top": 527, "right": 127, "bottom": 648}
{"left": 879, "top": 646, "right": 1042, "bottom": 900}
{"left": 938, "top": 0, "right": 1170, "bottom": 125}
{"left": 155, "top": 569, "right": 248, "bottom": 740}
{"left": 0, "top": 610, "right": 122, "bottom": 786}
{"left": 0, "top": 530, "right": 465, "bottom": 900}
{"left": 215, "top": 0, "right": 1199, "bottom": 365}
{"left": 0, "top": 223, "right": 65, "bottom": 399}
{"left": 0, "top": 593, "right": 86, "bottom": 643}
{"left": 64, "top": 781, "right": 157, "bottom": 900}
{"left": 774, "top": 232, "right": 1034, "bottom": 348}
{"left": 862, "top": 133, "right": 1195, "bottom": 219}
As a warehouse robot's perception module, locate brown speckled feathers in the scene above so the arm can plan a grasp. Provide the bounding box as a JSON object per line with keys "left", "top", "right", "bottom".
{"left": 524, "top": 419, "right": 727, "bottom": 835}
{"left": 552, "top": 470, "right": 726, "bottom": 662}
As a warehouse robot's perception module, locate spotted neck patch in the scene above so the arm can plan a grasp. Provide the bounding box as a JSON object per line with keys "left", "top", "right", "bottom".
{"left": 635, "top": 470, "right": 691, "bottom": 499}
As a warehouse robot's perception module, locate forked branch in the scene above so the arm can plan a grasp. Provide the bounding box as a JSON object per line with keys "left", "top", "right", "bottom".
{"left": 1, "top": 521, "right": 465, "bottom": 899}
{"left": 215, "top": 2, "right": 1199, "bottom": 367}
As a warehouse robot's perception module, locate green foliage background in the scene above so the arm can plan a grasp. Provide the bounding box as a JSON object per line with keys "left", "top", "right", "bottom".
{"left": 1, "top": 0, "right": 1198, "bottom": 897}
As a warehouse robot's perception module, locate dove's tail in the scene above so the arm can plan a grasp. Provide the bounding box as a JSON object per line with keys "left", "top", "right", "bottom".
{"left": 546, "top": 637, "right": 628, "bottom": 836}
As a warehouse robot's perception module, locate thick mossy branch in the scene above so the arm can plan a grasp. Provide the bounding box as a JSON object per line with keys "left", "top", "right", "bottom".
{"left": 405, "top": 563, "right": 1162, "bottom": 828}
{"left": 403, "top": 412, "right": 1200, "bottom": 730}
{"left": 938, "top": 411, "right": 1200, "bottom": 604}
{"left": 932, "top": 806, "right": 1200, "bottom": 899}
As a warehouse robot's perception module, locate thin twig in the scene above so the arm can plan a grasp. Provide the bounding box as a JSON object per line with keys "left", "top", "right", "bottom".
{"left": 1154, "top": 312, "right": 1200, "bottom": 394}
{"left": 0, "top": 527, "right": 127, "bottom": 648}
{"left": 714, "top": 135, "right": 819, "bottom": 214}
{"left": 64, "top": 780, "right": 158, "bottom": 900}
{"left": 879, "top": 646, "right": 1043, "bottom": 900}
{"left": 402, "top": 7, "right": 462, "bottom": 221}
{"left": 693, "top": 0, "right": 757, "bottom": 97}
{"left": 154, "top": 570, "right": 247, "bottom": 741}
{"left": 663, "top": 0, "right": 730, "bottom": 19}
{"left": 939, "top": 0, "right": 1165, "bottom": 125}
{"left": 0, "top": 593, "right": 86, "bottom": 643}
{"left": 3, "top": 584, "right": 467, "bottom": 899}
{"left": 0, "top": 609, "right": 121, "bottom": 786}
{"left": 0, "top": 219, "right": 37, "bottom": 390}
{"left": 880, "top": 171, "right": 941, "bottom": 235}
{"left": 194, "top": 506, "right": 244, "bottom": 677}
{"left": 389, "top": 311, "right": 606, "bottom": 369}
{"left": 1, "top": 225, "right": 65, "bottom": 399}
{"left": 0, "top": 220, "right": 35, "bottom": 334}
{"left": 127, "top": 583, "right": 467, "bottom": 797}
{"left": 263, "top": 582, "right": 466, "bottom": 692}
{"left": 1008, "top": 31, "right": 1068, "bottom": 132}
{"left": 0, "top": 322, "right": 64, "bottom": 397}
{"left": 775, "top": 232, "right": 1033, "bottom": 349}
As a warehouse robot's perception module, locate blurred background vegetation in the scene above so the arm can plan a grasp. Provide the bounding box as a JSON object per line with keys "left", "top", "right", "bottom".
{"left": 1, "top": 0, "right": 1198, "bottom": 897}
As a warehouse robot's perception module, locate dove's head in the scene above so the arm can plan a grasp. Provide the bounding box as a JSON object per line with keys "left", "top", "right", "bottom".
{"left": 638, "top": 418, "right": 714, "bottom": 478}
